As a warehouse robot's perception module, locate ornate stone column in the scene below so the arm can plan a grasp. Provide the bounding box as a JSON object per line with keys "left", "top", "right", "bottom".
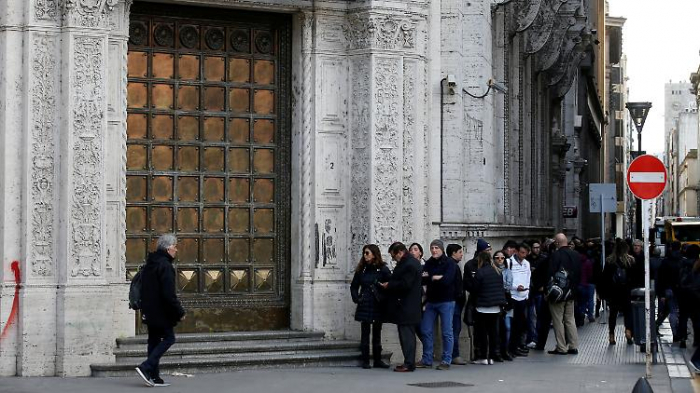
{"left": 52, "top": 0, "right": 131, "bottom": 377}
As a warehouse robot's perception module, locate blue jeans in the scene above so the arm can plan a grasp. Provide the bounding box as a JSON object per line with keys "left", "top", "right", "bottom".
{"left": 576, "top": 284, "right": 595, "bottom": 320}
{"left": 452, "top": 303, "right": 463, "bottom": 359}
{"left": 421, "top": 301, "right": 455, "bottom": 365}
{"left": 527, "top": 295, "right": 542, "bottom": 343}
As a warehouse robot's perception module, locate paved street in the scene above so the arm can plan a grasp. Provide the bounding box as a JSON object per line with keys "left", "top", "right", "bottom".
{"left": 0, "top": 317, "right": 696, "bottom": 393}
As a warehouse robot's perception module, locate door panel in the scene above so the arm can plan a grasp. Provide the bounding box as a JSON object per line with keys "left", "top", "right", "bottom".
{"left": 126, "top": 3, "right": 291, "bottom": 332}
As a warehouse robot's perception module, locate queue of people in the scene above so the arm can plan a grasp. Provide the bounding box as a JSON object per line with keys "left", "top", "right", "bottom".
{"left": 349, "top": 233, "right": 593, "bottom": 372}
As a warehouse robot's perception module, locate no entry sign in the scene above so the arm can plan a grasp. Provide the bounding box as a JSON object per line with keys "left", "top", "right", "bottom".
{"left": 626, "top": 155, "right": 667, "bottom": 200}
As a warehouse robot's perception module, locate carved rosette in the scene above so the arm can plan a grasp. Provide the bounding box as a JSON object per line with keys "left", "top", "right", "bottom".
{"left": 373, "top": 58, "right": 401, "bottom": 249}
{"left": 350, "top": 57, "right": 371, "bottom": 258}
{"left": 63, "top": 0, "right": 120, "bottom": 28}
{"left": 35, "top": 0, "right": 60, "bottom": 21}
{"left": 343, "top": 14, "right": 417, "bottom": 50}
{"left": 30, "top": 34, "right": 59, "bottom": 277}
{"left": 70, "top": 37, "right": 105, "bottom": 277}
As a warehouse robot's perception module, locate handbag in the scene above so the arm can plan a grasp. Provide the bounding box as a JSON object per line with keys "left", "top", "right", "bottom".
{"left": 463, "top": 302, "right": 476, "bottom": 326}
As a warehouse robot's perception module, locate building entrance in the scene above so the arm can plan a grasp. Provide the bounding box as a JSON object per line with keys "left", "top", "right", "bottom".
{"left": 125, "top": 3, "right": 291, "bottom": 332}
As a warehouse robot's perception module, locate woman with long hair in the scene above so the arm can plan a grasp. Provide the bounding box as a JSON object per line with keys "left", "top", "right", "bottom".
{"left": 350, "top": 244, "right": 392, "bottom": 369}
{"left": 602, "top": 239, "right": 635, "bottom": 345}
{"left": 493, "top": 250, "right": 514, "bottom": 361}
{"left": 471, "top": 251, "right": 507, "bottom": 365}
{"left": 408, "top": 243, "right": 426, "bottom": 344}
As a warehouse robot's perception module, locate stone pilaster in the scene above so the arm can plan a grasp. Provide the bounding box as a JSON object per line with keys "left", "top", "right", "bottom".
{"left": 52, "top": 0, "right": 131, "bottom": 377}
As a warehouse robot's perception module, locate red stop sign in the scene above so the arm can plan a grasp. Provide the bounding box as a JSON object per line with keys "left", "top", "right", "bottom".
{"left": 626, "top": 155, "right": 667, "bottom": 200}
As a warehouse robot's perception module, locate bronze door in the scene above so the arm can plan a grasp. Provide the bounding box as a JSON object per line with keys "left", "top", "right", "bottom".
{"left": 125, "top": 3, "right": 291, "bottom": 332}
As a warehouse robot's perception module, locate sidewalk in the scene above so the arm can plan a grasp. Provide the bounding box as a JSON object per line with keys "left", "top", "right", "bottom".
{"left": 0, "top": 318, "right": 684, "bottom": 393}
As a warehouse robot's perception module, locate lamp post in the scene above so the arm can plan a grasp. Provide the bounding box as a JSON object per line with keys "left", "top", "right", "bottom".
{"left": 626, "top": 102, "right": 652, "bottom": 240}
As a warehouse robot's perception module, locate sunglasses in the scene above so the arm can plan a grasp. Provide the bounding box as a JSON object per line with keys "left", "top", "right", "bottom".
{"left": 363, "top": 251, "right": 372, "bottom": 255}
{"left": 494, "top": 256, "right": 505, "bottom": 260}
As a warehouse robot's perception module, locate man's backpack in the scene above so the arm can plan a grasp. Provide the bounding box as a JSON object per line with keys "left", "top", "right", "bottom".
{"left": 611, "top": 263, "right": 628, "bottom": 286}
{"left": 546, "top": 268, "right": 572, "bottom": 303}
{"left": 128, "top": 265, "right": 145, "bottom": 310}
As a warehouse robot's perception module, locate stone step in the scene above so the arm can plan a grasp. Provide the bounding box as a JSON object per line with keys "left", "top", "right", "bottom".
{"left": 91, "top": 350, "right": 393, "bottom": 377}
{"left": 115, "top": 330, "right": 325, "bottom": 347}
{"left": 112, "top": 340, "right": 361, "bottom": 360}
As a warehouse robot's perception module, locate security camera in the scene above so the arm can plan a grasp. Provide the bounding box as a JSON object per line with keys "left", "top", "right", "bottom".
{"left": 488, "top": 79, "right": 508, "bottom": 94}
{"left": 446, "top": 74, "right": 457, "bottom": 95}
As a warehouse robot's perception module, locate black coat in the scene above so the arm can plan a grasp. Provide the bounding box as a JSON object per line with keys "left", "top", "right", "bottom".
{"left": 548, "top": 247, "right": 582, "bottom": 296}
{"left": 658, "top": 251, "right": 684, "bottom": 294}
{"left": 474, "top": 265, "right": 507, "bottom": 308}
{"left": 600, "top": 255, "right": 634, "bottom": 307}
{"left": 350, "top": 264, "right": 391, "bottom": 322}
{"left": 141, "top": 249, "right": 186, "bottom": 329}
{"left": 422, "top": 254, "right": 457, "bottom": 303}
{"left": 385, "top": 254, "right": 423, "bottom": 325}
{"left": 453, "top": 259, "right": 466, "bottom": 307}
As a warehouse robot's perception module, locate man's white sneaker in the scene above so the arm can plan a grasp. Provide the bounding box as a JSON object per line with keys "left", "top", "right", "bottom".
{"left": 135, "top": 366, "right": 154, "bottom": 387}
{"left": 526, "top": 341, "right": 537, "bottom": 349}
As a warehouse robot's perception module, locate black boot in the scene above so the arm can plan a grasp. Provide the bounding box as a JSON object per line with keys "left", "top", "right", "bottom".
{"left": 373, "top": 346, "right": 390, "bottom": 369}
{"left": 361, "top": 346, "right": 371, "bottom": 369}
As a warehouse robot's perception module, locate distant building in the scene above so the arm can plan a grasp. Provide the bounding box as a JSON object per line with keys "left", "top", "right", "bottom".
{"left": 605, "top": 13, "right": 629, "bottom": 238}
{"left": 663, "top": 82, "right": 696, "bottom": 216}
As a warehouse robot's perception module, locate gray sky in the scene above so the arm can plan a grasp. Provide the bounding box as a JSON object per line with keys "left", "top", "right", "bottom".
{"left": 608, "top": 0, "right": 700, "bottom": 154}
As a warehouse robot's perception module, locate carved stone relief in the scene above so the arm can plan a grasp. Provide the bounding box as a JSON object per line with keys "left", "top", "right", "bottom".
{"left": 29, "top": 34, "right": 59, "bottom": 277}
{"left": 63, "top": 0, "right": 120, "bottom": 28}
{"left": 402, "top": 61, "right": 416, "bottom": 241}
{"left": 35, "top": 0, "right": 60, "bottom": 21}
{"left": 343, "top": 14, "right": 417, "bottom": 50}
{"left": 349, "top": 57, "right": 371, "bottom": 258}
{"left": 70, "top": 37, "right": 105, "bottom": 277}
{"left": 373, "top": 58, "right": 401, "bottom": 248}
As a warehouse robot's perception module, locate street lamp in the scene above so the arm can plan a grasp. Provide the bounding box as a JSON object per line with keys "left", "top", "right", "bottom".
{"left": 626, "top": 102, "right": 652, "bottom": 240}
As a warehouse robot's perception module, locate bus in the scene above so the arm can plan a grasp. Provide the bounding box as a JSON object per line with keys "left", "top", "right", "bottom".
{"left": 663, "top": 217, "right": 700, "bottom": 249}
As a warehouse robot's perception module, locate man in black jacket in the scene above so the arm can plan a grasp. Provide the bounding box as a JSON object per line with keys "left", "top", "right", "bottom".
{"left": 136, "top": 234, "right": 186, "bottom": 387}
{"left": 446, "top": 244, "right": 467, "bottom": 365}
{"left": 547, "top": 233, "right": 581, "bottom": 355}
{"left": 380, "top": 242, "right": 422, "bottom": 372}
{"left": 657, "top": 241, "right": 683, "bottom": 342}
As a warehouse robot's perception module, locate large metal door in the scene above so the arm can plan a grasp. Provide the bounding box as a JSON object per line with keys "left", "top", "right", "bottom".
{"left": 125, "top": 3, "right": 291, "bottom": 332}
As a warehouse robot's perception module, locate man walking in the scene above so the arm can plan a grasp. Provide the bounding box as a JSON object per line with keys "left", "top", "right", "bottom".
{"left": 136, "top": 234, "right": 186, "bottom": 387}
{"left": 547, "top": 233, "right": 581, "bottom": 355}
{"left": 381, "top": 242, "right": 423, "bottom": 372}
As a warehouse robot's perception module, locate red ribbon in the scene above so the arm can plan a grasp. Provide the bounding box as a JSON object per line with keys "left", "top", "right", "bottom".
{"left": 1, "top": 261, "right": 20, "bottom": 339}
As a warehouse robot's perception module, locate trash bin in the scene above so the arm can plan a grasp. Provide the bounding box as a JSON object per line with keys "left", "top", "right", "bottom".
{"left": 630, "top": 288, "right": 656, "bottom": 346}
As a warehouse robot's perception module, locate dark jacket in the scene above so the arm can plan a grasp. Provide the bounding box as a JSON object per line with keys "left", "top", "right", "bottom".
{"left": 141, "top": 249, "right": 186, "bottom": 328}
{"left": 658, "top": 251, "right": 684, "bottom": 294}
{"left": 531, "top": 253, "right": 550, "bottom": 293}
{"left": 463, "top": 258, "right": 478, "bottom": 294}
{"left": 452, "top": 258, "right": 466, "bottom": 307}
{"left": 385, "top": 254, "right": 423, "bottom": 325}
{"left": 548, "top": 247, "right": 582, "bottom": 297}
{"left": 629, "top": 252, "right": 645, "bottom": 289}
{"left": 474, "top": 265, "right": 507, "bottom": 308}
{"left": 422, "top": 254, "right": 457, "bottom": 303}
{"left": 350, "top": 264, "right": 391, "bottom": 322}
{"left": 600, "top": 254, "right": 635, "bottom": 306}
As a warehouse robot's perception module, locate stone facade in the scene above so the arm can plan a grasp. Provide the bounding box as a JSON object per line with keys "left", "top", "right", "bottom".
{"left": 0, "top": 0, "right": 604, "bottom": 376}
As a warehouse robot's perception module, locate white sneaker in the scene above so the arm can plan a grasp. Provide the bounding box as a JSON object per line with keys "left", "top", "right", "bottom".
{"left": 135, "top": 366, "right": 155, "bottom": 387}
{"left": 526, "top": 341, "right": 537, "bottom": 349}
{"left": 471, "top": 359, "right": 489, "bottom": 365}
{"left": 488, "top": 359, "right": 494, "bottom": 365}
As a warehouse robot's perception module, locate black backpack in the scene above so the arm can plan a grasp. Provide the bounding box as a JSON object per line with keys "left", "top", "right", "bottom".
{"left": 546, "top": 267, "right": 572, "bottom": 303}
{"left": 128, "top": 265, "right": 145, "bottom": 310}
{"left": 611, "top": 263, "right": 628, "bottom": 286}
